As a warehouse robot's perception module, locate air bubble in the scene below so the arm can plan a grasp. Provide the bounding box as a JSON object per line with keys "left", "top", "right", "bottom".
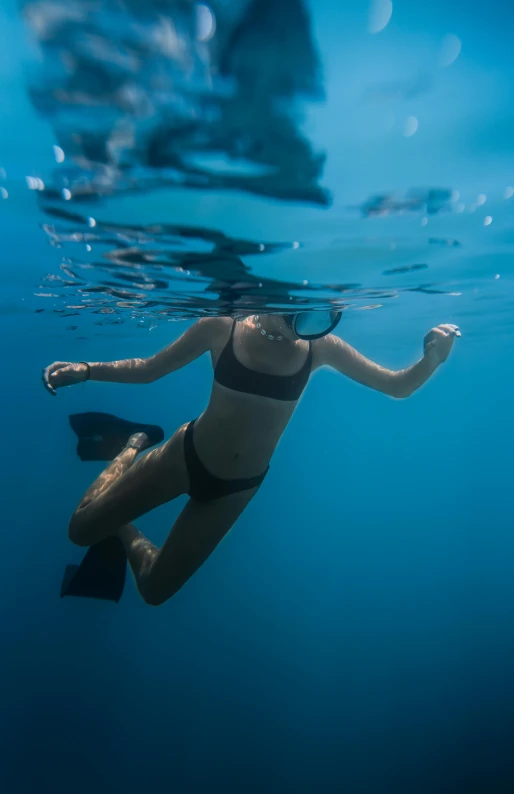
{"left": 404, "top": 116, "right": 418, "bottom": 137}
{"left": 439, "top": 35, "right": 462, "bottom": 67}
{"left": 196, "top": 4, "right": 216, "bottom": 42}
{"left": 368, "top": 0, "right": 393, "bottom": 34}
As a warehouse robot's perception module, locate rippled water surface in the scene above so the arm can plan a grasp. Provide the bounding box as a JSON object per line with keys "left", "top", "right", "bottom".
{"left": 2, "top": 0, "right": 513, "bottom": 337}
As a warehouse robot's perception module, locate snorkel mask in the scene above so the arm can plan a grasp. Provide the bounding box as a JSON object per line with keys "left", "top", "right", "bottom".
{"left": 282, "top": 310, "right": 342, "bottom": 340}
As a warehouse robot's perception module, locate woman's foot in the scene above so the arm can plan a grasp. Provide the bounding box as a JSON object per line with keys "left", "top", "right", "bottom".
{"left": 126, "top": 432, "right": 152, "bottom": 452}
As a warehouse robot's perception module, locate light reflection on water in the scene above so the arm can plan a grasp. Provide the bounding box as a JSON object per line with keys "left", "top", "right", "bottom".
{"left": 0, "top": 0, "right": 512, "bottom": 337}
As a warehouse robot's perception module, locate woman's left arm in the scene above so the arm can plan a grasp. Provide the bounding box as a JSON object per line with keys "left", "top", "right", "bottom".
{"left": 316, "top": 324, "right": 460, "bottom": 398}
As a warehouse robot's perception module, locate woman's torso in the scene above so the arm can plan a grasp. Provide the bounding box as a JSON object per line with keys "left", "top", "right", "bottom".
{"left": 192, "top": 318, "right": 318, "bottom": 477}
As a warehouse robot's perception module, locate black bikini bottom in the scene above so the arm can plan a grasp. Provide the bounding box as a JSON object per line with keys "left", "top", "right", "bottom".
{"left": 184, "top": 420, "right": 268, "bottom": 503}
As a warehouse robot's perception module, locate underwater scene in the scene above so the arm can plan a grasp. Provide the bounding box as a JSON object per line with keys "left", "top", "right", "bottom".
{"left": 1, "top": 0, "right": 514, "bottom": 791}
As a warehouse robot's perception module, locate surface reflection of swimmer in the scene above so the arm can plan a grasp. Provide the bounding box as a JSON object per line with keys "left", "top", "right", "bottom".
{"left": 42, "top": 209, "right": 363, "bottom": 319}
{"left": 43, "top": 312, "right": 460, "bottom": 606}
{"left": 357, "top": 189, "right": 453, "bottom": 218}
{"left": 26, "top": 0, "right": 329, "bottom": 206}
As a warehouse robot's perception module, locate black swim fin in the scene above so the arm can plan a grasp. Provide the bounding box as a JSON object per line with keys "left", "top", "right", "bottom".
{"left": 61, "top": 536, "right": 127, "bottom": 603}
{"left": 69, "top": 411, "right": 165, "bottom": 461}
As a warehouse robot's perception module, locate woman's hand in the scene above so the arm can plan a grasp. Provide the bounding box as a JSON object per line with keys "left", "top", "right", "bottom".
{"left": 423, "top": 324, "right": 461, "bottom": 364}
{"left": 42, "top": 361, "right": 89, "bottom": 396}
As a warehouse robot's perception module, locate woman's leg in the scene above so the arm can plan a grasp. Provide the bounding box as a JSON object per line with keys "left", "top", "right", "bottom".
{"left": 69, "top": 425, "right": 190, "bottom": 547}
{"left": 118, "top": 485, "right": 260, "bottom": 606}
{"left": 77, "top": 432, "right": 147, "bottom": 507}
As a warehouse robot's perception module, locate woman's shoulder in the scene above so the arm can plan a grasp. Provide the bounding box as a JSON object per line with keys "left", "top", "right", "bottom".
{"left": 193, "top": 316, "right": 234, "bottom": 350}
{"left": 195, "top": 316, "right": 232, "bottom": 333}
{"left": 310, "top": 333, "right": 342, "bottom": 369}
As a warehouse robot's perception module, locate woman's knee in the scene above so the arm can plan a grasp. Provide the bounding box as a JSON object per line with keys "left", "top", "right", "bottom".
{"left": 68, "top": 506, "right": 100, "bottom": 547}
{"left": 139, "top": 581, "right": 169, "bottom": 607}
{"left": 142, "top": 590, "right": 168, "bottom": 607}
{"left": 139, "top": 574, "right": 180, "bottom": 607}
{"left": 68, "top": 511, "right": 88, "bottom": 546}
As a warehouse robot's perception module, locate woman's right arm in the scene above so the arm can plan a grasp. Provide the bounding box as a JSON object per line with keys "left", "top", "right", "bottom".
{"left": 42, "top": 318, "right": 220, "bottom": 395}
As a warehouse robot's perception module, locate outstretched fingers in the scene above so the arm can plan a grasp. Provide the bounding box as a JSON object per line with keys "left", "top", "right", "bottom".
{"left": 41, "top": 361, "right": 65, "bottom": 396}
{"left": 41, "top": 362, "right": 78, "bottom": 395}
{"left": 438, "top": 323, "right": 461, "bottom": 337}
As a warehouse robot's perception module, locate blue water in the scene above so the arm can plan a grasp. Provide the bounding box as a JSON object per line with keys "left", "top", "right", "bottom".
{"left": 2, "top": 1, "right": 514, "bottom": 792}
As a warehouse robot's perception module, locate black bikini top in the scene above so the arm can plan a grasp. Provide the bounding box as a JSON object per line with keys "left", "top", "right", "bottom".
{"left": 214, "top": 320, "right": 312, "bottom": 401}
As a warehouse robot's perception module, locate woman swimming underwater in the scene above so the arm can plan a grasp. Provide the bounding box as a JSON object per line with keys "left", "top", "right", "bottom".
{"left": 43, "top": 311, "right": 460, "bottom": 605}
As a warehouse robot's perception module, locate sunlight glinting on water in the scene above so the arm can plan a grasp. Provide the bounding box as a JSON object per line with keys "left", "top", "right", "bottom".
{"left": 0, "top": 0, "right": 507, "bottom": 339}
